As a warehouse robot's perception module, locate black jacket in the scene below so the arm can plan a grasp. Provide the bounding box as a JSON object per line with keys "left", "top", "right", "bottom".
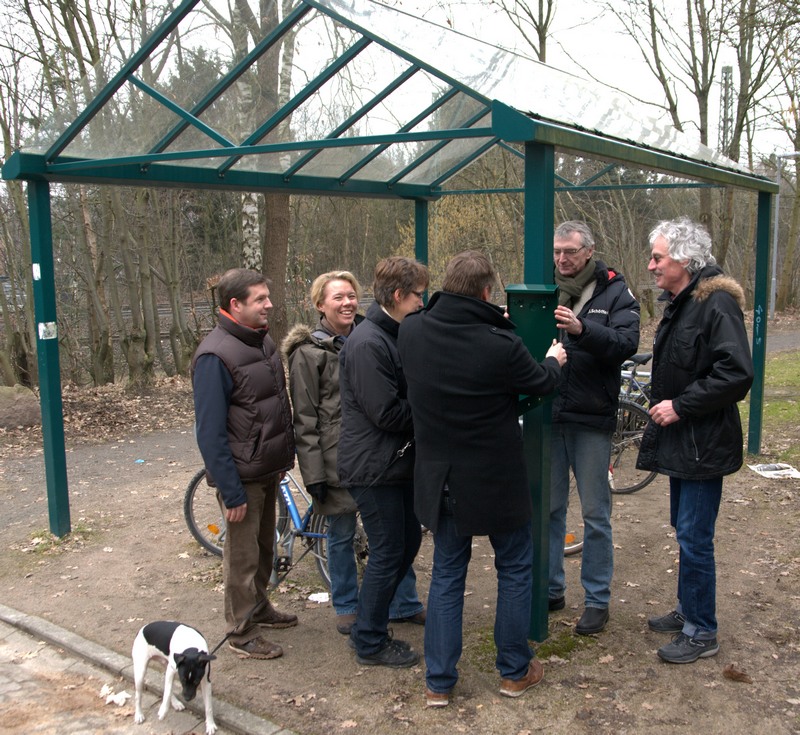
{"left": 636, "top": 266, "right": 753, "bottom": 479}
{"left": 337, "top": 302, "right": 415, "bottom": 488}
{"left": 398, "top": 291, "right": 561, "bottom": 535}
{"left": 552, "top": 261, "right": 640, "bottom": 430}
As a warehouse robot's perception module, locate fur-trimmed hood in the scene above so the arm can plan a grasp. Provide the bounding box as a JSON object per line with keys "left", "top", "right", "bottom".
{"left": 280, "top": 323, "right": 319, "bottom": 362}
{"left": 694, "top": 273, "right": 746, "bottom": 309}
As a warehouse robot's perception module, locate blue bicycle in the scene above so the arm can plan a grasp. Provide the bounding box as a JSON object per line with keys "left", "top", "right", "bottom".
{"left": 182, "top": 470, "right": 368, "bottom": 589}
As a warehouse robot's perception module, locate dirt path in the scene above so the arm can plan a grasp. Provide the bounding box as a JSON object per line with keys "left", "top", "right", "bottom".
{"left": 2, "top": 422, "right": 800, "bottom": 734}
{"left": 1, "top": 318, "right": 799, "bottom": 734}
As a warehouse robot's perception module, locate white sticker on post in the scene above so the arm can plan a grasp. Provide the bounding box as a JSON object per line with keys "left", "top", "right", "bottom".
{"left": 38, "top": 322, "right": 58, "bottom": 340}
{"left": 32, "top": 263, "right": 41, "bottom": 280}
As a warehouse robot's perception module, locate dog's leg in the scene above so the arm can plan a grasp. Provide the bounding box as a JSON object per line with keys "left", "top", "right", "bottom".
{"left": 158, "top": 666, "right": 181, "bottom": 720}
{"left": 132, "top": 637, "right": 148, "bottom": 724}
{"left": 200, "top": 677, "right": 217, "bottom": 735}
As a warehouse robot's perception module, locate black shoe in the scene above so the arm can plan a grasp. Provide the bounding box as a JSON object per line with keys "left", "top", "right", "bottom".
{"left": 575, "top": 607, "right": 609, "bottom": 635}
{"left": 648, "top": 610, "right": 686, "bottom": 633}
{"left": 657, "top": 633, "right": 719, "bottom": 663}
{"left": 348, "top": 635, "right": 411, "bottom": 652}
{"left": 355, "top": 639, "right": 420, "bottom": 668}
{"left": 548, "top": 596, "right": 565, "bottom": 612}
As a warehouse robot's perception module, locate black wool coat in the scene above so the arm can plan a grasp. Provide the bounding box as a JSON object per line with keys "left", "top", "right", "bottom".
{"left": 636, "top": 266, "right": 754, "bottom": 479}
{"left": 397, "top": 291, "right": 562, "bottom": 535}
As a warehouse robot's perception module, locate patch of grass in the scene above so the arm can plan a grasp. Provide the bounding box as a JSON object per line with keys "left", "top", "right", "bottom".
{"left": 464, "top": 625, "right": 498, "bottom": 673}
{"left": 14, "top": 522, "right": 96, "bottom": 555}
{"left": 536, "top": 628, "right": 597, "bottom": 660}
{"left": 463, "top": 623, "right": 599, "bottom": 672}
{"left": 742, "top": 352, "right": 800, "bottom": 465}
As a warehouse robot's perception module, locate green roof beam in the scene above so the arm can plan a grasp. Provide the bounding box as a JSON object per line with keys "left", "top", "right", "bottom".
{"left": 34, "top": 127, "right": 493, "bottom": 177}
{"left": 338, "top": 87, "right": 461, "bottom": 183}
{"left": 386, "top": 108, "right": 490, "bottom": 186}
{"left": 150, "top": 1, "right": 313, "bottom": 155}
{"left": 283, "top": 64, "right": 421, "bottom": 180}
{"left": 128, "top": 75, "right": 236, "bottom": 150}
{"left": 491, "top": 101, "right": 778, "bottom": 193}
{"left": 306, "top": 0, "right": 489, "bottom": 108}
{"left": 218, "top": 36, "right": 373, "bottom": 174}
{"left": 45, "top": 0, "right": 201, "bottom": 161}
{"left": 3, "top": 152, "right": 442, "bottom": 199}
{"left": 428, "top": 137, "right": 499, "bottom": 189}
{"left": 441, "top": 181, "right": 719, "bottom": 196}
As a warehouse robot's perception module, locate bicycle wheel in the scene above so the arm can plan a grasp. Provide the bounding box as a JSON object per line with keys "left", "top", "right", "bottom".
{"left": 564, "top": 472, "right": 584, "bottom": 556}
{"left": 609, "top": 399, "right": 658, "bottom": 494}
{"left": 276, "top": 476, "right": 291, "bottom": 539}
{"left": 184, "top": 468, "right": 225, "bottom": 556}
{"left": 310, "top": 510, "right": 369, "bottom": 592}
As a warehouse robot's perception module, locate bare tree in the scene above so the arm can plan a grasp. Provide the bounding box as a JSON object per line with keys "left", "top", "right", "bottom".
{"left": 490, "top": 0, "right": 557, "bottom": 61}
{"left": 770, "top": 22, "right": 800, "bottom": 310}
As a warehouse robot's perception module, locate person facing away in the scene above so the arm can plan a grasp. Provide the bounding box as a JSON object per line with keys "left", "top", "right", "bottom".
{"left": 397, "top": 250, "right": 567, "bottom": 706}
{"left": 281, "top": 270, "right": 424, "bottom": 638}
{"left": 636, "top": 217, "right": 753, "bottom": 664}
{"left": 336, "top": 256, "right": 429, "bottom": 669}
{"left": 191, "top": 268, "right": 298, "bottom": 660}
{"left": 548, "top": 221, "right": 640, "bottom": 636}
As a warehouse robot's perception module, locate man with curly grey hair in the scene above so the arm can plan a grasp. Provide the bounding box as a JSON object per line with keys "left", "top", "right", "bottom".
{"left": 637, "top": 217, "right": 753, "bottom": 664}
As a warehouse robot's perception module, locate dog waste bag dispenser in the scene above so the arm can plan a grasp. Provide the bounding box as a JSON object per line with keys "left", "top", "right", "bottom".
{"left": 506, "top": 283, "right": 558, "bottom": 642}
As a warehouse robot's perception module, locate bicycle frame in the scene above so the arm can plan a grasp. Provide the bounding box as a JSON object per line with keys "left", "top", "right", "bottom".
{"left": 273, "top": 475, "right": 328, "bottom": 587}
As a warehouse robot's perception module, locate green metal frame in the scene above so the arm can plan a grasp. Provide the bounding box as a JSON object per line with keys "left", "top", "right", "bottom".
{"left": 1, "top": 0, "right": 779, "bottom": 642}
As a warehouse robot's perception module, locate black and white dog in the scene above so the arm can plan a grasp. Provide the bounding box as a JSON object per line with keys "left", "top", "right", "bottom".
{"left": 132, "top": 621, "right": 217, "bottom": 735}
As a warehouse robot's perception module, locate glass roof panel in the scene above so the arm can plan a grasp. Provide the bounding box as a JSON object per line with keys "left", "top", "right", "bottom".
{"left": 315, "top": 0, "right": 750, "bottom": 174}
{"left": 20, "top": 0, "right": 753, "bottom": 189}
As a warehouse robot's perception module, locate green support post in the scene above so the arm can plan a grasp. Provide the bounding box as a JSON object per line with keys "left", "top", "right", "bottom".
{"left": 516, "top": 141, "right": 556, "bottom": 642}
{"left": 748, "top": 190, "right": 771, "bottom": 454}
{"left": 415, "top": 199, "right": 429, "bottom": 265}
{"left": 507, "top": 285, "right": 557, "bottom": 643}
{"left": 28, "top": 181, "right": 71, "bottom": 537}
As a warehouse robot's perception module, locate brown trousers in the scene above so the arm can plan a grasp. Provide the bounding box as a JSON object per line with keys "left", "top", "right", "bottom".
{"left": 220, "top": 476, "right": 278, "bottom": 644}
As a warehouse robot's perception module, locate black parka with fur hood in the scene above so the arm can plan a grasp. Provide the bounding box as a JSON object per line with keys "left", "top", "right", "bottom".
{"left": 636, "top": 266, "right": 754, "bottom": 479}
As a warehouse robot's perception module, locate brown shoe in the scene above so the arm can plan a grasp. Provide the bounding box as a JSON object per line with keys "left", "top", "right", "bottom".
{"left": 336, "top": 614, "right": 357, "bottom": 635}
{"left": 252, "top": 602, "right": 298, "bottom": 629}
{"left": 426, "top": 688, "right": 449, "bottom": 707}
{"left": 391, "top": 609, "right": 426, "bottom": 625}
{"left": 228, "top": 636, "right": 283, "bottom": 659}
{"left": 499, "top": 659, "right": 544, "bottom": 698}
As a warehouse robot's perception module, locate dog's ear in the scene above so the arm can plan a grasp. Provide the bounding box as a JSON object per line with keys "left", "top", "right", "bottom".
{"left": 201, "top": 653, "right": 217, "bottom": 662}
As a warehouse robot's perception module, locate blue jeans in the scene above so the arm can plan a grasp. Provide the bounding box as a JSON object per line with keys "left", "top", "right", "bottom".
{"left": 425, "top": 513, "right": 533, "bottom": 694}
{"left": 348, "top": 482, "right": 422, "bottom": 655}
{"left": 669, "top": 475, "right": 722, "bottom": 639}
{"left": 326, "top": 511, "right": 423, "bottom": 619}
{"left": 549, "top": 424, "right": 614, "bottom": 607}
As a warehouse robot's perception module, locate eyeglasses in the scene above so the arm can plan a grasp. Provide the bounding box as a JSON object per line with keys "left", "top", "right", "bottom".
{"left": 553, "top": 246, "right": 586, "bottom": 258}
{"left": 411, "top": 290, "right": 425, "bottom": 298}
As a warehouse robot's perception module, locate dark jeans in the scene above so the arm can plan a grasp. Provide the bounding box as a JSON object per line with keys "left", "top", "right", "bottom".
{"left": 669, "top": 475, "right": 723, "bottom": 638}
{"left": 348, "top": 482, "right": 421, "bottom": 655}
{"left": 425, "top": 513, "right": 533, "bottom": 693}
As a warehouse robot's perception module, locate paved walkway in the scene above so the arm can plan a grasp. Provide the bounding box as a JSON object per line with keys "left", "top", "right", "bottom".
{"left": 0, "top": 603, "right": 294, "bottom": 735}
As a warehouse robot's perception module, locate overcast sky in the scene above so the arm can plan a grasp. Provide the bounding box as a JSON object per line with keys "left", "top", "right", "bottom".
{"left": 391, "top": 0, "right": 788, "bottom": 159}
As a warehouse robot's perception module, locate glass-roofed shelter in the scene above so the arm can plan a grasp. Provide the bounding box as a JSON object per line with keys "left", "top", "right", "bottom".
{"left": 2, "top": 0, "right": 777, "bottom": 637}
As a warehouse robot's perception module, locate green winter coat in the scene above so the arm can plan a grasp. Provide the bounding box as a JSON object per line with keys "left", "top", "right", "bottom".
{"left": 281, "top": 320, "right": 359, "bottom": 516}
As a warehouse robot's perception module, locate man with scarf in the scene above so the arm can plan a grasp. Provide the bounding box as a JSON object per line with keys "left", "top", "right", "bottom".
{"left": 548, "top": 221, "right": 640, "bottom": 635}
{"left": 192, "top": 268, "right": 297, "bottom": 660}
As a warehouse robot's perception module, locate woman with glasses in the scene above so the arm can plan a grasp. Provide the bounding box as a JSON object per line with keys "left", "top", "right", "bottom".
{"left": 337, "top": 256, "right": 429, "bottom": 668}
{"left": 282, "top": 270, "right": 425, "bottom": 638}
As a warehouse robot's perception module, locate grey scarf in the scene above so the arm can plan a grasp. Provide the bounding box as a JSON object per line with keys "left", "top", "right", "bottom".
{"left": 555, "top": 257, "right": 596, "bottom": 306}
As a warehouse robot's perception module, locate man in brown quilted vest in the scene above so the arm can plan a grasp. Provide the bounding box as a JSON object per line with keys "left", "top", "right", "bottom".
{"left": 192, "top": 268, "right": 297, "bottom": 659}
